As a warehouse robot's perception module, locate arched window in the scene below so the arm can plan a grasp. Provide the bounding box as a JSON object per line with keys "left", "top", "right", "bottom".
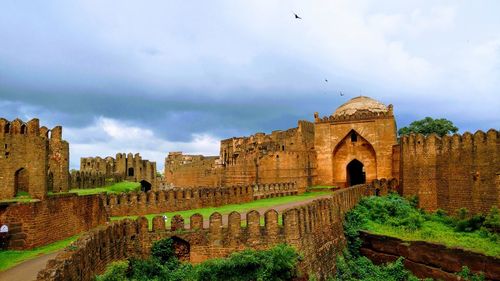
{"left": 351, "top": 131, "right": 358, "bottom": 142}
{"left": 128, "top": 167, "right": 134, "bottom": 177}
{"left": 4, "top": 123, "right": 10, "bottom": 134}
{"left": 20, "top": 124, "right": 27, "bottom": 134}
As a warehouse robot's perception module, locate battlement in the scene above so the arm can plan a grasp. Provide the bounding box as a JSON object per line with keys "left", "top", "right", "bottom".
{"left": 37, "top": 182, "right": 373, "bottom": 281}
{"left": 0, "top": 117, "right": 69, "bottom": 199}
{"left": 401, "top": 129, "right": 499, "bottom": 213}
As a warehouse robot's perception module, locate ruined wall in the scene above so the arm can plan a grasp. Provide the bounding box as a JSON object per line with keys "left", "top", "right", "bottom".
{"left": 360, "top": 231, "right": 500, "bottom": 281}
{"left": 0, "top": 118, "right": 69, "bottom": 200}
{"left": 79, "top": 153, "right": 157, "bottom": 188}
{"left": 314, "top": 107, "right": 398, "bottom": 187}
{"left": 401, "top": 130, "right": 499, "bottom": 214}
{"left": 69, "top": 170, "right": 123, "bottom": 189}
{"left": 0, "top": 194, "right": 107, "bottom": 249}
{"left": 164, "top": 153, "right": 222, "bottom": 187}
{"left": 37, "top": 182, "right": 373, "bottom": 281}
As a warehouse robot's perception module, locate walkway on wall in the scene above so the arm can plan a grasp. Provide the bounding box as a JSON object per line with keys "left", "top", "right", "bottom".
{"left": 0, "top": 251, "right": 60, "bottom": 281}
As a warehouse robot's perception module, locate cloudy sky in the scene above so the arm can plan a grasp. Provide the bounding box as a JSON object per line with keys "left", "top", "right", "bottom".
{"left": 1, "top": 0, "right": 499, "bottom": 170}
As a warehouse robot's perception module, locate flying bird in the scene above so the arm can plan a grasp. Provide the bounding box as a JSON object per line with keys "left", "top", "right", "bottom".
{"left": 294, "top": 13, "right": 302, "bottom": 19}
{"left": 325, "top": 79, "right": 328, "bottom": 82}
{"left": 340, "top": 91, "right": 344, "bottom": 96}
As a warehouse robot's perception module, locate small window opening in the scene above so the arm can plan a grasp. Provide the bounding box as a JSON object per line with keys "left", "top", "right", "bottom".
{"left": 20, "top": 124, "right": 27, "bottom": 134}
{"left": 351, "top": 132, "right": 358, "bottom": 142}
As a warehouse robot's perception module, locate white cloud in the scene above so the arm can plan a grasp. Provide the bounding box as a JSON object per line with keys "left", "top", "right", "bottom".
{"left": 66, "top": 117, "right": 220, "bottom": 171}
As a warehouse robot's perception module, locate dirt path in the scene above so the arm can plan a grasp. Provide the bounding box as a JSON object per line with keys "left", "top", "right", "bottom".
{"left": 200, "top": 193, "right": 332, "bottom": 228}
{"left": 0, "top": 251, "right": 60, "bottom": 281}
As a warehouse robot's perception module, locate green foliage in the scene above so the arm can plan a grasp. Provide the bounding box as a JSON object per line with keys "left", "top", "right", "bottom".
{"left": 456, "top": 266, "right": 485, "bottom": 281}
{"left": 484, "top": 207, "right": 500, "bottom": 232}
{"left": 95, "top": 261, "right": 129, "bottom": 281}
{"left": 398, "top": 117, "right": 458, "bottom": 137}
{"left": 333, "top": 254, "right": 422, "bottom": 281}
{"left": 344, "top": 194, "right": 500, "bottom": 257}
{"left": 95, "top": 240, "right": 299, "bottom": 281}
{"left": 69, "top": 181, "right": 140, "bottom": 195}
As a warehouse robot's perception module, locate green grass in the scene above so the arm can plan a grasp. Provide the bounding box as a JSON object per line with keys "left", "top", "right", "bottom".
{"left": 309, "top": 185, "right": 339, "bottom": 189}
{"left": 111, "top": 191, "right": 330, "bottom": 228}
{"left": 68, "top": 181, "right": 141, "bottom": 196}
{"left": 0, "top": 235, "right": 79, "bottom": 271}
{"left": 0, "top": 192, "right": 38, "bottom": 203}
{"left": 364, "top": 220, "right": 500, "bottom": 258}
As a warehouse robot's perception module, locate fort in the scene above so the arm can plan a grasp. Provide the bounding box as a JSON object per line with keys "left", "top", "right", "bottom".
{"left": 0, "top": 96, "right": 498, "bottom": 280}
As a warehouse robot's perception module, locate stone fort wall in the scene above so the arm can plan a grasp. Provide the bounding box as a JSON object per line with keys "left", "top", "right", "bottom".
{"left": 0, "top": 194, "right": 107, "bottom": 249}
{"left": 401, "top": 129, "right": 499, "bottom": 214}
{"left": 0, "top": 118, "right": 69, "bottom": 200}
{"left": 78, "top": 153, "right": 157, "bottom": 188}
{"left": 37, "top": 182, "right": 378, "bottom": 281}
{"left": 103, "top": 182, "right": 297, "bottom": 217}
{"left": 165, "top": 120, "right": 316, "bottom": 192}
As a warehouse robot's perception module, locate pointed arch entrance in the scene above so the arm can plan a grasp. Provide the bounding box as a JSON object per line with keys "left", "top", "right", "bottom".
{"left": 346, "top": 159, "right": 365, "bottom": 186}
{"left": 332, "top": 130, "right": 377, "bottom": 187}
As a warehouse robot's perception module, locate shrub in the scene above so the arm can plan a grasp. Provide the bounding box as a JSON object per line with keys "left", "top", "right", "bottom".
{"left": 95, "top": 261, "right": 129, "bottom": 281}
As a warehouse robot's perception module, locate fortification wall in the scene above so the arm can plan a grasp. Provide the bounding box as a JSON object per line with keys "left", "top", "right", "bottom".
{"left": 104, "top": 182, "right": 297, "bottom": 217}
{"left": 0, "top": 118, "right": 69, "bottom": 200}
{"left": 401, "top": 129, "right": 499, "bottom": 214}
{"left": 78, "top": 153, "right": 157, "bottom": 188}
{"left": 0, "top": 194, "right": 107, "bottom": 249}
{"left": 36, "top": 181, "right": 380, "bottom": 281}
{"left": 165, "top": 121, "right": 316, "bottom": 192}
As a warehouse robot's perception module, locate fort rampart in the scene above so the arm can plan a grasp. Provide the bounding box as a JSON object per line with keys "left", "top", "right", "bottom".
{"left": 401, "top": 129, "right": 499, "bottom": 214}
{"left": 0, "top": 194, "right": 107, "bottom": 249}
{"left": 104, "top": 182, "right": 297, "bottom": 217}
{"left": 36, "top": 182, "right": 380, "bottom": 281}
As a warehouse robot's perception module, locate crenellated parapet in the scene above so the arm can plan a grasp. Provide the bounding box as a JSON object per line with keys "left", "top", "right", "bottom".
{"left": 0, "top": 117, "right": 69, "bottom": 199}
{"left": 36, "top": 182, "right": 370, "bottom": 281}
{"left": 401, "top": 129, "right": 499, "bottom": 214}
{"left": 252, "top": 182, "right": 298, "bottom": 199}
{"left": 314, "top": 106, "right": 394, "bottom": 124}
{"left": 103, "top": 184, "right": 255, "bottom": 217}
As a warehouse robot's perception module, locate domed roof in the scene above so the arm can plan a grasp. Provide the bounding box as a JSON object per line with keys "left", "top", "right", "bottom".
{"left": 333, "top": 96, "right": 389, "bottom": 117}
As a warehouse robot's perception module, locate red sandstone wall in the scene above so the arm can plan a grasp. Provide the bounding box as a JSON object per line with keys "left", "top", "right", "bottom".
{"left": 0, "top": 194, "right": 107, "bottom": 249}
{"left": 360, "top": 231, "right": 500, "bottom": 281}
{"left": 36, "top": 182, "right": 373, "bottom": 281}
{"left": 401, "top": 130, "right": 499, "bottom": 214}
{"left": 104, "top": 182, "right": 297, "bottom": 217}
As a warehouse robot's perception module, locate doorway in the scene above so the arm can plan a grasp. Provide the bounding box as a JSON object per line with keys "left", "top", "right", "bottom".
{"left": 346, "top": 159, "right": 365, "bottom": 186}
{"left": 15, "top": 168, "right": 29, "bottom": 196}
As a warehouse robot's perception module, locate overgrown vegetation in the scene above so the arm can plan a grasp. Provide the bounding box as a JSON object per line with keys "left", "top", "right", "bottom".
{"left": 68, "top": 181, "right": 141, "bottom": 196}
{"left": 0, "top": 235, "right": 79, "bottom": 271}
{"left": 96, "top": 239, "right": 300, "bottom": 281}
{"left": 334, "top": 193, "right": 496, "bottom": 281}
{"left": 347, "top": 194, "right": 500, "bottom": 257}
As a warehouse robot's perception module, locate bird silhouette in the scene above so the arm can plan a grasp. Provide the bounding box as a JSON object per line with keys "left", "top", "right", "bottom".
{"left": 294, "top": 13, "right": 302, "bottom": 19}
{"left": 340, "top": 91, "right": 344, "bottom": 96}
{"left": 325, "top": 79, "right": 328, "bottom": 82}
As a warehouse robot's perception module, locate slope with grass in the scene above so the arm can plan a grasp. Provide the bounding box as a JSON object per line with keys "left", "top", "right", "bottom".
{"left": 0, "top": 235, "right": 79, "bottom": 271}
{"left": 346, "top": 194, "right": 500, "bottom": 258}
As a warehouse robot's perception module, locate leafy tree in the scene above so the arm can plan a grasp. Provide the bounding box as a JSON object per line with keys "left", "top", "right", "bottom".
{"left": 398, "top": 117, "right": 458, "bottom": 137}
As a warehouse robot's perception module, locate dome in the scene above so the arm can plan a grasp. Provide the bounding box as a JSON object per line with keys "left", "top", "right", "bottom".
{"left": 333, "top": 96, "right": 389, "bottom": 117}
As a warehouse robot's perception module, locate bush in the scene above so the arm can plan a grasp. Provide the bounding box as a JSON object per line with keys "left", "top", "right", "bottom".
{"left": 95, "top": 261, "right": 129, "bottom": 281}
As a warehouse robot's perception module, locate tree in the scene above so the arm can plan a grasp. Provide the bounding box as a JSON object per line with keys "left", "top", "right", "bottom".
{"left": 398, "top": 117, "right": 458, "bottom": 137}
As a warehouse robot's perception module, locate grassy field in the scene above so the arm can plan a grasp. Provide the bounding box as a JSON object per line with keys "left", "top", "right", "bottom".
{"left": 111, "top": 191, "right": 331, "bottom": 227}
{"left": 0, "top": 235, "right": 79, "bottom": 271}
{"left": 364, "top": 220, "right": 500, "bottom": 257}
{"left": 68, "top": 181, "right": 140, "bottom": 196}
{"left": 308, "top": 185, "right": 339, "bottom": 190}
